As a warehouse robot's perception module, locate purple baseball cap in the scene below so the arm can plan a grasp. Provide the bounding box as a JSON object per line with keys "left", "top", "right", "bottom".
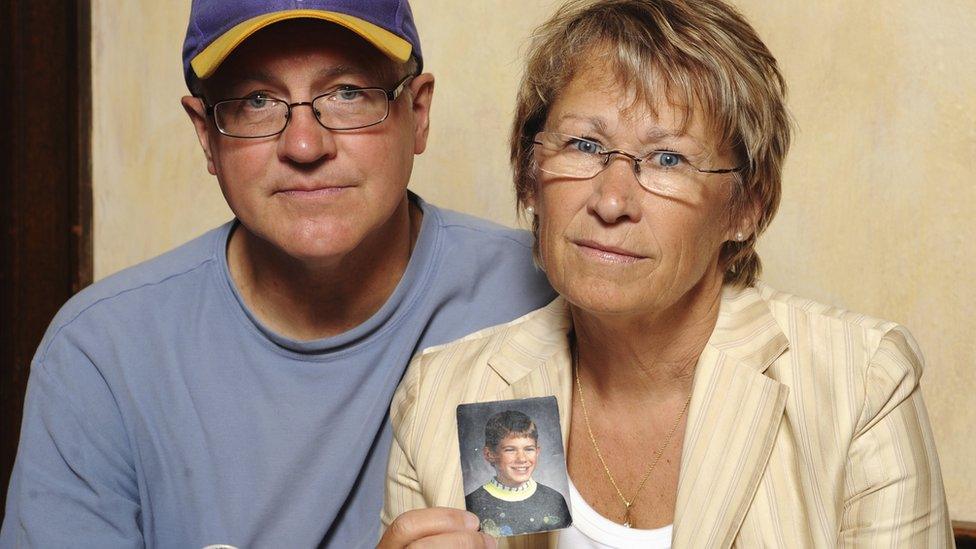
{"left": 182, "top": 0, "right": 422, "bottom": 89}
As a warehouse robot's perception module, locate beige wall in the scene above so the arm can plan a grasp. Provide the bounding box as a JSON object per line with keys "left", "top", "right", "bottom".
{"left": 93, "top": 1, "right": 975, "bottom": 519}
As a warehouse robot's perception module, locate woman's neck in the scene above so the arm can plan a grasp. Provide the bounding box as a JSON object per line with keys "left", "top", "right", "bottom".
{"left": 571, "top": 271, "right": 725, "bottom": 403}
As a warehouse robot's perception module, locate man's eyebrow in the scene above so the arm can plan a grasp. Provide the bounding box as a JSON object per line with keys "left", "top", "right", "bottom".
{"left": 317, "top": 65, "right": 373, "bottom": 80}
{"left": 229, "top": 68, "right": 275, "bottom": 86}
{"left": 225, "top": 65, "right": 375, "bottom": 89}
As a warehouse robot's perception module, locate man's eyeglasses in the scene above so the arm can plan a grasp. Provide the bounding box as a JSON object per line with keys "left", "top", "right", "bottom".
{"left": 532, "top": 131, "right": 743, "bottom": 198}
{"left": 204, "top": 74, "right": 414, "bottom": 138}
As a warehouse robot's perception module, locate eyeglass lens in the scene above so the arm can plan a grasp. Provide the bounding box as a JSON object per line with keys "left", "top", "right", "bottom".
{"left": 534, "top": 132, "right": 707, "bottom": 196}
{"left": 214, "top": 89, "right": 392, "bottom": 137}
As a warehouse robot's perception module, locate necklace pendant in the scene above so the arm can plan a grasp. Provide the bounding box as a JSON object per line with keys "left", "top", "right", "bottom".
{"left": 623, "top": 508, "right": 632, "bottom": 528}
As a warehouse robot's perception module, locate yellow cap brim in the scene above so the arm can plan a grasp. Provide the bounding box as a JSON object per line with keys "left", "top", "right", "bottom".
{"left": 190, "top": 9, "right": 413, "bottom": 80}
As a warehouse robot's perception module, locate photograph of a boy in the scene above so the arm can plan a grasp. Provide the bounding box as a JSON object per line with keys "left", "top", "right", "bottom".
{"left": 465, "top": 410, "right": 571, "bottom": 537}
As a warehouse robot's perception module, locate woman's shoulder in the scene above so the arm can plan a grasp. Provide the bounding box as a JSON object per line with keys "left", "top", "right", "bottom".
{"left": 757, "top": 283, "right": 921, "bottom": 358}
{"left": 751, "top": 282, "right": 925, "bottom": 413}
{"left": 757, "top": 283, "right": 904, "bottom": 336}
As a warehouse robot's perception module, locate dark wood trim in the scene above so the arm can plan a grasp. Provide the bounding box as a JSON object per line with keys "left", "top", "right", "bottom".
{"left": 0, "top": 0, "right": 92, "bottom": 521}
{"left": 956, "top": 520, "right": 976, "bottom": 544}
{"left": 73, "top": 0, "right": 93, "bottom": 293}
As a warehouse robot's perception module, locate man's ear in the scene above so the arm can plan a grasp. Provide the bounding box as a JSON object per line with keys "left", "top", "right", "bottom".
{"left": 408, "top": 73, "right": 435, "bottom": 155}
{"left": 181, "top": 95, "right": 217, "bottom": 176}
{"left": 482, "top": 446, "right": 495, "bottom": 466}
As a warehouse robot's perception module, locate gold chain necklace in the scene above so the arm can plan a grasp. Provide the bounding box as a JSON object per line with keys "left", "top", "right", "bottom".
{"left": 573, "top": 343, "right": 692, "bottom": 529}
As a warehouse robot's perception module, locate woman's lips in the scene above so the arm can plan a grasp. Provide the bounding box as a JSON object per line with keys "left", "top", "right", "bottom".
{"left": 574, "top": 239, "right": 647, "bottom": 263}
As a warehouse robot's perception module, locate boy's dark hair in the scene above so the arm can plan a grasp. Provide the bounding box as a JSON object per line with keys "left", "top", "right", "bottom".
{"left": 484, "top": 410, "right": 539, "bottom": 449}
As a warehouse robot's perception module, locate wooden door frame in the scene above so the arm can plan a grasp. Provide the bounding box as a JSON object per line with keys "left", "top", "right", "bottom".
{"left": 0, "top": 0, "right": 92, "bottom": 521}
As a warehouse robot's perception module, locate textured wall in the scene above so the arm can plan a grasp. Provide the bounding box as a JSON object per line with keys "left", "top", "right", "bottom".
{"left": 92, "top": 1, "right": 974, "bottom": 518}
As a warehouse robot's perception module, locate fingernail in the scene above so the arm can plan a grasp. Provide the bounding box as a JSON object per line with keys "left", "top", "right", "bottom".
{"left": 464, "top": 512, "right": 480, "bottom": 530}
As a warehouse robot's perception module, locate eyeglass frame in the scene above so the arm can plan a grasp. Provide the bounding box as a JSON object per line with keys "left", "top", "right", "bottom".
{"left": 201, "top": 73, "right": 416, "bottom": 139}
{"left": 530, "top": 131, "right": 744, "bottom": 183}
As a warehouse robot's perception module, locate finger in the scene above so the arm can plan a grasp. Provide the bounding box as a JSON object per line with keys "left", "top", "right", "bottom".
{"left": 406, "top": 531, "right": 497, "bottom": 549}
{"left": 379, "top": 507, "right": 480, "bottom": 548}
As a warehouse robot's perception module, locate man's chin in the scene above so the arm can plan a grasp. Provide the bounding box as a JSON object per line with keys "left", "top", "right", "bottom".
{"left": 277, "top": 238, "right": 363, "bottom": 266}
{"left": 241, "top": 224, "right": 367, "bottom": 268}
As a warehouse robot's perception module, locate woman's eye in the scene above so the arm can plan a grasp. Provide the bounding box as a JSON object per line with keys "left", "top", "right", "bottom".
{"left": 569, "top": 138, "right": 601, "bottom": 155}
{"left": 653, "top": 151, "right": 684, "bottom": 168}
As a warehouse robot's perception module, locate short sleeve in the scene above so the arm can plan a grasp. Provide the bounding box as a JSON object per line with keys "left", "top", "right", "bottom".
{"left": 0, "top": 338, "right": 142, "bottom": 548}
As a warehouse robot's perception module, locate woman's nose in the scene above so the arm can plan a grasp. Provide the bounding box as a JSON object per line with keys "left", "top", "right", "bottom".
{"left": 587, "top": 157, "right": 643, "bottom": 224}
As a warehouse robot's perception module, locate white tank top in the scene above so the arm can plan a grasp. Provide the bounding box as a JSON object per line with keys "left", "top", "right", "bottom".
{"left": 556, "top": 479, "right": 673, "bottom": 549}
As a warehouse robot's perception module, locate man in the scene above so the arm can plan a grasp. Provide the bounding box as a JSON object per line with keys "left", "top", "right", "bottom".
{"left": 0, "top": 1, "right": 551, "bottom": 547}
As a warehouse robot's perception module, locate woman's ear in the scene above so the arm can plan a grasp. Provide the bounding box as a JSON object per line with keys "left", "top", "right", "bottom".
{"left": 727, "top": 197, "right": 760, "bottom": 243}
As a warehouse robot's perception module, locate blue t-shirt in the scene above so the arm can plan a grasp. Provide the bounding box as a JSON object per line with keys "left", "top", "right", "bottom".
{"left": 0, "top": 196, "right": 554, "bottom": 548}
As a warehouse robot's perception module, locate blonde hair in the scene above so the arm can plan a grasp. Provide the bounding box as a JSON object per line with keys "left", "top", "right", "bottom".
{"left": 511, "top": 0, "right": 791, "bottom": 286}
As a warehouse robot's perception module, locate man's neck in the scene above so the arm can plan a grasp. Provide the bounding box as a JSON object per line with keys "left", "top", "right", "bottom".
{"left": 227, "top": 198, "right": 423, "bottom": 341}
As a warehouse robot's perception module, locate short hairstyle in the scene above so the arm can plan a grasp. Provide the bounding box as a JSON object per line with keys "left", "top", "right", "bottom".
{"left": 510, "top": 0, "right": 792, "bottom": 286}
{"left": 484, "top": 410, "right": 539, "bottom": 450}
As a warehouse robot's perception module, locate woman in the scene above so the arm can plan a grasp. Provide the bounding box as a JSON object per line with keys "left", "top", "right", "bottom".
{"left": 465, "top": 410, "right": 571, "bottom": 537}
{"left": 383, "top": 0, "right": 952, "bottom": 547}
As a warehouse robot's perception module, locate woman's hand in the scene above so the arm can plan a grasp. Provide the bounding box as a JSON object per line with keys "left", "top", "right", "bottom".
{"left": 378, "top": 507, "right": 497, "bottom": 549}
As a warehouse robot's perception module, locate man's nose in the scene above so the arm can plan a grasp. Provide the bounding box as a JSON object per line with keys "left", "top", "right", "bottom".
{"left": 277, "top": 103, "right": 336, "bottom": 164}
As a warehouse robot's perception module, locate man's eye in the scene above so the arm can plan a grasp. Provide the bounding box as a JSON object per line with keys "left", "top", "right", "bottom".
{"left": 568, "top": 138, "right": 601, "bottom": 155}
{"left": 335, "top": 88, "right": 365, "bottom": 101}
{"left": 245, "top": 94, "right": 272, "bottom": 109}
{"left": 652, "top": 151, "right": 684, "bottom": 168}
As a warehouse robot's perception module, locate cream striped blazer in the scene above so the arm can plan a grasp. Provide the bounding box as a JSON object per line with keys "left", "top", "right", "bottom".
{"left": 383, "top": 284, "right": 953, "bottom": 548}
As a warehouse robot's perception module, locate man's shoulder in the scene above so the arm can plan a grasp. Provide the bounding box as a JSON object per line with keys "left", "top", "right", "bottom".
{"left": 38, "top": 224, "right": 229, "bottom": 358}
{"left": 411, "top": 203, "right": 554, "bottom": 344}
{"left": 421, "top": 204, "right": 546, "bottom": 295}
{"left": 427, "top": 204, "right": 534, "bottom": 251}
{"left": 415, "top": 299, "right": 561, "bottom": 364}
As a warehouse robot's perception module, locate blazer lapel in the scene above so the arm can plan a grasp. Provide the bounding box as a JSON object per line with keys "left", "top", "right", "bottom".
{"left": 671, "top": 285, "right": 790, "bottom": 549}
{"left": 486, "top": 297, "right": 575, "bottom": 442}
{"left": 483, "top": 299, "right": 574, "bottom": 549}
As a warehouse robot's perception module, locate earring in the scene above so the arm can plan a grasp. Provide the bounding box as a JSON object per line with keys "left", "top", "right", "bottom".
{"left": 735, "top": 232, "right": 746, "bottom": 242}
{"left": 525, "top": 205, "right": 535, "bottom": 216}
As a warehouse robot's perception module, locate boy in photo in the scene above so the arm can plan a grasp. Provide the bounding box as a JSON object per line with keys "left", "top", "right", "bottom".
{"left": 465, "top": 410, "right": 571, "bottom": 537}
